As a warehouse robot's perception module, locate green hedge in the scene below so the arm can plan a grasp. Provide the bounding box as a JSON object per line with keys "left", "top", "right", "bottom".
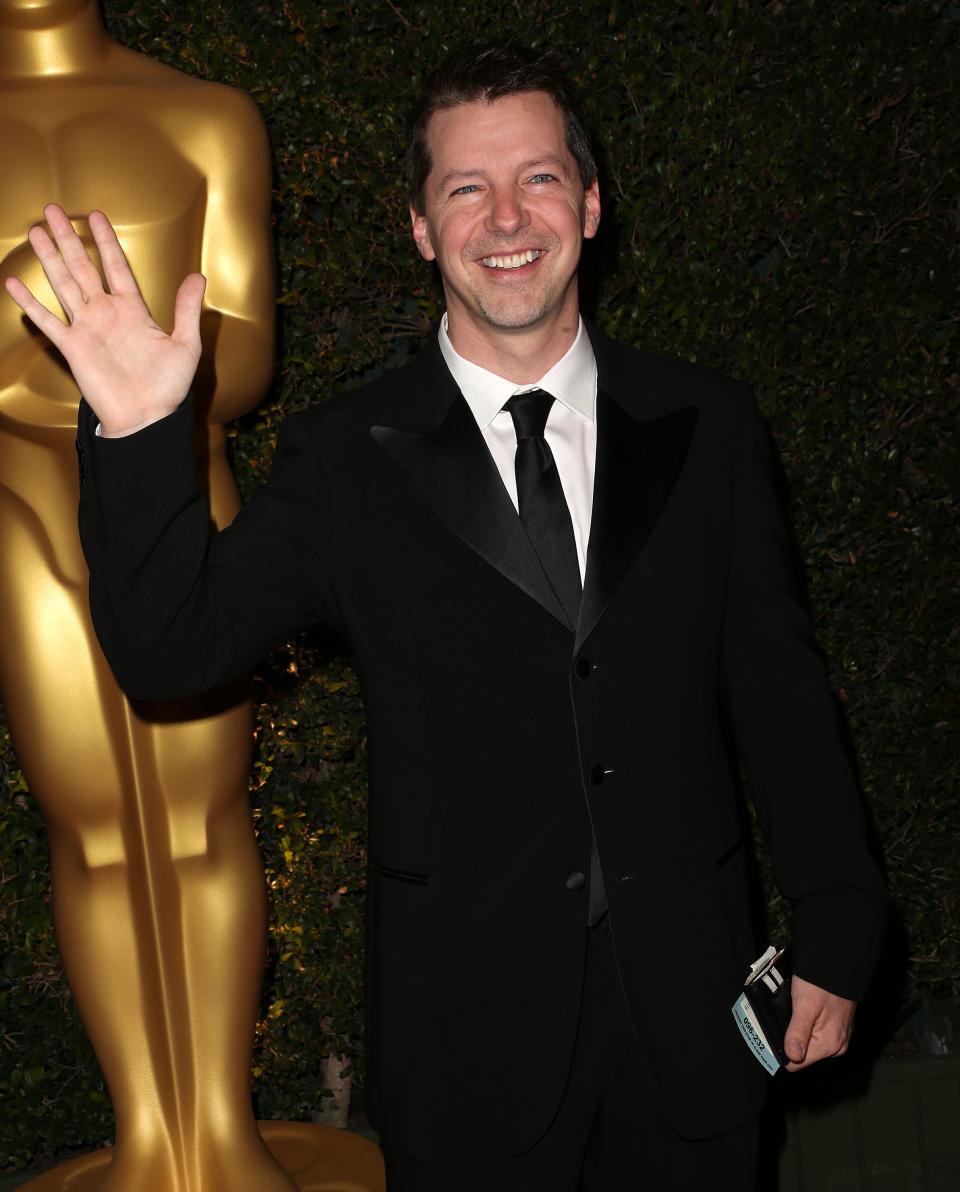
{"left": 1, "top": 0, "right": 957, "bottom": 1169}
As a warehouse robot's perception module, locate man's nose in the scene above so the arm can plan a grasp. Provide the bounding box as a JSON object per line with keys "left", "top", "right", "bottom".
{"left": 485, "top": 185, "right": 529, "bottom": 236}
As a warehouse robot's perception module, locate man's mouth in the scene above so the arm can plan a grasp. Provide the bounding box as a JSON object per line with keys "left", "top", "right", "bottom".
{"left": 478, "top": 249, "right": 544, "bottom": 269}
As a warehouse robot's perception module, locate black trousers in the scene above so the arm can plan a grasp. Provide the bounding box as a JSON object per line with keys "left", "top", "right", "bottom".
{"left": 384, "top": 919, "right": 759, "bottom": 1190}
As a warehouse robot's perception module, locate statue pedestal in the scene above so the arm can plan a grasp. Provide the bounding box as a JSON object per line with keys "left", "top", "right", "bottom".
{"left": 19, "top": 1122, "right": 384, "bottom": 1191}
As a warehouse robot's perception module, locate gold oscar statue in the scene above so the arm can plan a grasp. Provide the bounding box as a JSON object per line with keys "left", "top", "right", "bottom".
{"left": 0, "top": 2, "right": 383, "bottom": 1188}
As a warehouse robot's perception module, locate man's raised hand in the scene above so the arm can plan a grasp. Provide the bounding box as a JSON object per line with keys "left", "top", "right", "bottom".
{"left": 3, "top": 204, "right": 204, "bottom": 437}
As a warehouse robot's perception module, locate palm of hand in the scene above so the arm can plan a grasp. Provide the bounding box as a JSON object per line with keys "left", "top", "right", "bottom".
{"left": 3, "top": 203, "right": 205, "bottom": 436}
{"left": 61, "top": 287, "right": 199, "bottom": 430}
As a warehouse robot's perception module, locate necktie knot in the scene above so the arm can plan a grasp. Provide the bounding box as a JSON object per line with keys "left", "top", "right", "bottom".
{"left": 505, "top": 389, "right": 553, "bottom": 441}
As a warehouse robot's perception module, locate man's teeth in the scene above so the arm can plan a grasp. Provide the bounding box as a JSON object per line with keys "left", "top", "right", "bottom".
{"left": 480, "top": 249, "right": 542, "bottom": 269}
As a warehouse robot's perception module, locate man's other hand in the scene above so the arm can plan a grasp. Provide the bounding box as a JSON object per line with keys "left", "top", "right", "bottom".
{"left": 783, "top": 974, "right": 856, "bottom": 1072}
{"left": 4, "top": 203, "right": 203, "bottom": 438}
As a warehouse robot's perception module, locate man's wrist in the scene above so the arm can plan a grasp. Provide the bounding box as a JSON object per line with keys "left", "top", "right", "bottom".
{"left": 95, "top": 396, "right": 191, "bottom": 440}
{"left": 98, "top": 416, "right": 167, "bottom": 439}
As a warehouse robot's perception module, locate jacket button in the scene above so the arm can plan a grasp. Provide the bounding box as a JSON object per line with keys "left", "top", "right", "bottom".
{"left": 574, "top": 657, "right": 593, "bottom": 679}
{"left": 565, "top": 870, "right": 586, "bottom": 891}
{"left": 589, "top": 764, "right": 611, "bottom": 786}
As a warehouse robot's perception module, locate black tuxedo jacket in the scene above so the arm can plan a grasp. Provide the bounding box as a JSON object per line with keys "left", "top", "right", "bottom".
{"left": 77, "top": 326, "right": 886, "bottom": 1162}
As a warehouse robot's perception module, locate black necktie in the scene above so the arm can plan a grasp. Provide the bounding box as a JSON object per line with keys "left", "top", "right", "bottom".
{"left": 505, "top": 390, "right": 582, "bottom": 628}
{"left": 505, "top": 389, "right": 607, "bottom": 928}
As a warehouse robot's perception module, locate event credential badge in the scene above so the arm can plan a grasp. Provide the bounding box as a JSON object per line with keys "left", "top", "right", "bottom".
{"left": 732, "top": 945, "right": 791, "bottom": 1075}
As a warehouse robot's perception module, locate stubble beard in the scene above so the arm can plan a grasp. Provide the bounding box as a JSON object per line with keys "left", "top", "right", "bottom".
{"left": 470, "top": 285, "right": 557, "bottom": 330}
{"left": 460, "top": 231, "right": 568, "bottom": 331}
{"left": 466, "top": 262, "right": 574, "bottom": 331}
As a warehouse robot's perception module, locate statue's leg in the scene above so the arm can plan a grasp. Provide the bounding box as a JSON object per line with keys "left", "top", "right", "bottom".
{"left": 0, "top": 509, "right": 296, "bottom": 1189}
{"left": 132, "top": 698, "right": 296, "bottom": 1185}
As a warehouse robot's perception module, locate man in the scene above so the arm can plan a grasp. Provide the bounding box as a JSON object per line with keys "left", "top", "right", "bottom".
{"left": 5, "top": 44, "right": 885, "bottom": 1192}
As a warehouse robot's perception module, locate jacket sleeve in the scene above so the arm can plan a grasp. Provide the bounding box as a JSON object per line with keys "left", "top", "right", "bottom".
{"left": 720, "top": 385, "right": 887, "bottom": 1002}
{"left": 77, "top": 394, "right": 341, "bottom": 701}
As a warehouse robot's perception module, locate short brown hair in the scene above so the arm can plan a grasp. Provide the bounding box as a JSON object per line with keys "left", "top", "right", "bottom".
{"left": 406, "top": 44, "right": 598, "bottom": 213}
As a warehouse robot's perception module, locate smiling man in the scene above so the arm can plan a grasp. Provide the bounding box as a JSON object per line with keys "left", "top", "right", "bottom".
{"left": 409, "top": 86, "right": 599, "bottom": 373}
{"left": 6, "top": 42, "right": 886, "bottom": 1192}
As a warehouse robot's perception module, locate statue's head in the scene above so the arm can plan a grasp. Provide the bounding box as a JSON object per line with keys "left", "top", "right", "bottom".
{"left": 0, "top": 0, "right": 94, "bottom": 29}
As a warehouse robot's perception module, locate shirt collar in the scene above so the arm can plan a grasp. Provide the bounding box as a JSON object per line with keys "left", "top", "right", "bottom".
{"left": 438, "top": 313, "right": 597, "bottom": 430}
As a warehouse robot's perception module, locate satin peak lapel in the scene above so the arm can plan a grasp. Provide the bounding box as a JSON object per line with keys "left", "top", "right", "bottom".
{"left": 577, "top": 393, "right": 698, "bottom": 652}
{"left": 370, "top": 395, "right": 571, "bottom": 630}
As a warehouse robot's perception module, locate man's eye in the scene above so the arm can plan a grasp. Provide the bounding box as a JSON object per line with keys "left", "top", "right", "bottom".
{"left": 529, "top": 174, "right": 557, "bottom": 184}
{"left": 451, "top": 184, "right": 480, "bottom": 195}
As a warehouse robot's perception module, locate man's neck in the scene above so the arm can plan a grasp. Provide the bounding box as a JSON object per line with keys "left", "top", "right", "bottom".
{"left": 0, "top": 4, "right": 111, "bottom": 81}
{"left": 445, "top": 304, "right": 582, "bottom": 385}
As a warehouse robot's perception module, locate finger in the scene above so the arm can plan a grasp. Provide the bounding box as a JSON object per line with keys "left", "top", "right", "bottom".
{"left": 43, "top": 202, "right": 106, "bottom": 297}
{"left": 171, "top": 272, "right": 206, "bottom": 351}
{"left": 785, "top": 1035, "right": 827, "bottom": 1071}
{"left": 27, "top": 223, "right": 84, "bottom": 321}
{"left": 784, "top": 1008, "right": 817, "bottom": 1066}
{"left": 4, "top": 275, "right": 69, "bottom": 348}
{"left": 88, "top": 209, "right": 142, "bottom": 297}
{"left": 785, "top": 1015, "right": 852, "bottom": 1071}
{"left": 785, "top": 1033, "right": 847, "bottom": 1072}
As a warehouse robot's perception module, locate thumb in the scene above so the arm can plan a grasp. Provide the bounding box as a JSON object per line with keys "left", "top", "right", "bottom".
{"left": 172, "top": 272, "right": 206, "bottom": 351}
{"left": 784, "top": 1005, "right": 816, "bottom": 1063}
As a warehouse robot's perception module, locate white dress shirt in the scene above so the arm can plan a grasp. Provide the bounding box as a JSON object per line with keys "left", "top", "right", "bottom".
{"left": 438, "top": 314, "right": 598, "bottom": 582}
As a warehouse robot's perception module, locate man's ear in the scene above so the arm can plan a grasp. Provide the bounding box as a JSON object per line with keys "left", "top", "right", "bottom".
{"left": 582, "top": 179, "right": 601, "bottom": 241}
{"left": 410, "top": 206, "right": 436, "bottom": 261}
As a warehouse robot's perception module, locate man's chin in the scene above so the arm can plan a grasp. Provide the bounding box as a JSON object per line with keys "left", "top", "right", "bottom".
{"left": 472, "top": 294, "right": 554, "bottom": 331}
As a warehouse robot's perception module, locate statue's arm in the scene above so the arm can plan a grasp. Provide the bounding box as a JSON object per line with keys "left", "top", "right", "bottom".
{"left": 188, "top": 86, "right": 276, "bottom": 418}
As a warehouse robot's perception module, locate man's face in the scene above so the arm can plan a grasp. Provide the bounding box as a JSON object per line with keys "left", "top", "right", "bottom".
{"left": 411, "top": 91, "right": 600, "bottom": 335}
